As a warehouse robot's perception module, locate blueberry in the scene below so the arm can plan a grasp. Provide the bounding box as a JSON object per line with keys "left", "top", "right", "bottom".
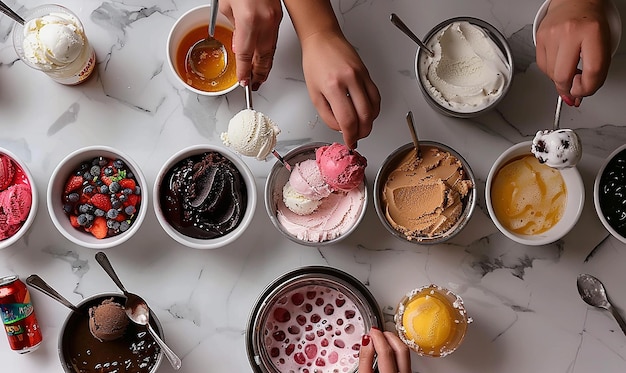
{"left": 119, "top": 194, "right": 127, "bottom": 202}
{"left": 113, "top": 159, "right": 125, "bottom": 169}
{"left": 123, "top": 188, "right": 133, "bottom": 196}
{"left": 63, "top": 204, "right": 73, "bottom": 214}
{"left": 94, "top": 209, "right": 105, "bottom": 217}
{"left": 83, "top": 171, "right": 92, "bottom": 180}
{"left": 67, "top": 192, "right": 80, "bottom": 203}
{"left": 90, "top": 165, "right": 101, "bottom": 177}
{"left": 106, "top": 209, "right": 119, "bottom": 219}
{"left": 119, "top": 221, "right": 130, "bottom": 232}
{"left": 111, "top": 200, "right": 122, "bottom": 210}
{"left": 109, "top": 182, "right": 121, "bottom": 193}
{"left": 124, "top": 206, "right": 136, "bottom": 215}
{"left": 100, "top": 185, "right": 109, "bottom": 194}
{"left": 104, "top": 167, "right": 114, "bottom": 176}
{"left": 107, "top": 220, "right": 120, "bottom": 230}
{"left": 77, "top": 214, "right": 89, "bottom": 226}
{"left": 83, "top": 185, "right": 95, "bottom": 195}
{"left": 78, "top": 204, "right": 94, "bottom": 214}
{"left": 98, "top": 157, "right": 108, "bottom": 167}
{"left": 134, "top": 186, "right": 141, "bottom": 195}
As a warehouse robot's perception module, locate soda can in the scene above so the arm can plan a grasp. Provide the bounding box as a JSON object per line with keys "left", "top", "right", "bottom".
{"left": 0, "top": 275, "right": 43, "bottom": 353}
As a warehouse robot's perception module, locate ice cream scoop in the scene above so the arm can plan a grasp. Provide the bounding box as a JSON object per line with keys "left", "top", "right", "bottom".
{"left": 289, "top": 159, "right": 332, "bottom": 200}
{"left": 222, "top": 108, "right": 280, "bottom": 160}
{"left": 0, "top": 155, "right": 16, "bottom": 191}
{"left": 88, "top": 298, "right": 129, "bottom": 342}
{"left": 316, "top": 143, "right": 367, "bottom": 191}
{"left": 531, "top": 129, "right": 582, "bottom": 169}
{"left": 22, "top": 12, "right": 85, "bottom": 69}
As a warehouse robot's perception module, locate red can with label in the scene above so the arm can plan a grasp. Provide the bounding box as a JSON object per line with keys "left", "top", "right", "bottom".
{"left": 0, "top": 275, "right": 43, "bottom": 353}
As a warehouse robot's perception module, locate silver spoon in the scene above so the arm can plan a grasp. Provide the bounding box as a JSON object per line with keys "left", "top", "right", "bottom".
{"left": 26, "top": 274, "right": 80, "bottom": 313}
{"left": 186, "top": 0, "right": 228, "bottom": 79}
{"left": 0, "top": 0, "right": 25, "bottom": 25}
{"left": 244, "top": 83, "right": 292, "bottom": 171}
{"left": 406, "top": 111, "right": 421, "bottom": 158}
{"left": 577, "top": 273, "right": 626, "bottom": 335}
{"left": 390, "top": 13, "right": 434, "bottom": 58}
{"left": 95, "top": 252, "right": 182, "bottom": 370}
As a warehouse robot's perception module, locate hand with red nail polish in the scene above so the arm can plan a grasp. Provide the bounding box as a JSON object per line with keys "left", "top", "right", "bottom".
{"left": 535, "top": 0, "right": 612, "bottom": 102}
{"left": 358, "top": 327, "right": 412, "bottom": 373}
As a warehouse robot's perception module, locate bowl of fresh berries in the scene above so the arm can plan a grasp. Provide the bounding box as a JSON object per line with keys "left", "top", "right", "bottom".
{"left": 47, "top": 146, "right": 147, "bottom": 249}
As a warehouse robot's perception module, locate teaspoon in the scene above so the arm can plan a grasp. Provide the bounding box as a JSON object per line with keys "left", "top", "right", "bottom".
{"left": 26, "top": 274, "right": 80, "bottom": 313}
{"left": 186, "top": 0, "right": 228, "bottom": 79}
{"left": 0, "top": 0, "right": 24, "bottom": 25}
{"left": 95, "top": 252, "right": 182, "bottom": 370}
{"left": 577, "top": 273, "right": 626, "bottom": 335}
{"left": 390, "top": 13, "right": 434, "bottom": 57}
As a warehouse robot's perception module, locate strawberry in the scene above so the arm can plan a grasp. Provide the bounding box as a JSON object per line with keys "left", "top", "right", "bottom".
{"left": 64, "top": 176, "right": 83, "bottom": 194}
{"left": 90, "top": 217, "right": 108, "bottom": 239}
{"left": 119, "top": 178, "right": 136, "bottom": 190}
{"left": 115, "top": 213, "right": 127, "bottom": 222}
{"left": 123, "top": 194, "right": 140, "bottom": 207}
{"left": 69, "top": 215, "right": 80, "bottom": 228}
{"left": 90, "top": 193, "right": 112, "bottom": 211}
{"left": 100, "top": 175, "right": 113, "bottom": 186}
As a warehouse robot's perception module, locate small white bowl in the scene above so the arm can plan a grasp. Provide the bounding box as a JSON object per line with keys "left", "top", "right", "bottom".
{"left": 594, "top": 144, "right": 626, "bottom": 244}
{"left": 533, "top": 0, "right": 622, "bottom": 56}
{"left": 0, "top": 148, "right": 37, "bottom": 250}
{"left": 47, "top": 146, "right": 148, "bottom": 250}
{"left": 166, "top": 5, "right": 239, "bottom": 96}
{"left": 153, "top": 144, "right": 256, "bottom": 249}
{"left": 486, "top": 141, "right": 584, "bottom": 245}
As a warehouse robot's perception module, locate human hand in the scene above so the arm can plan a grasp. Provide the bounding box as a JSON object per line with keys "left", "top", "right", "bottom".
{"left": 219, "top": 0, "right": 283, "bottom": 90}
{"left": 300, "top": 31, "right": 381, "bottom": 149}
{"left": 358, "top": 327, "right": 411, "bottom": 373}
{"left": 535, "top": 0, "right": 611, "bottom": 106}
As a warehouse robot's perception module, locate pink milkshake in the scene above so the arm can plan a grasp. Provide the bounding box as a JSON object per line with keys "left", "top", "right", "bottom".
{"left": 263, "top": 285, "right": 365, "bottom": 373}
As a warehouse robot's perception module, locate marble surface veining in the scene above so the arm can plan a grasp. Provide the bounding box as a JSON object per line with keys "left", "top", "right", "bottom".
{"left": 1, "top": 0, "right": 625, "bottom": 372}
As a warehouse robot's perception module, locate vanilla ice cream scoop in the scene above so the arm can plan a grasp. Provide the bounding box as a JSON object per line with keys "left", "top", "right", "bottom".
{"left": 531, "top": 129, "right": 582, "bottom": 169}
{"left": 22, "top": 13, "right": 85, "bottom": 69}
{"left": 221, "top": 109, "right": 281, "bottom": 160}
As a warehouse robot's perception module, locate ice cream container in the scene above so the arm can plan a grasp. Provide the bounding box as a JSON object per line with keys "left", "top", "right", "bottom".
{"left": 394, "top": 284, "right": 470, "bottom": 357}
{"left": 373, "top": 142, "right": 476, "bottom": 244}
{"left": 47, "top": 146, "right": 148, "bottom": 250}
{"left": 594, "top": 144, "right": 626, "bottom": 244}
{"left": 166, "top": 5, "right": 239, "bottom": 96}
{"left": 58, "top": 292, "right": 163, "bottom": 373}
{"left": 0, "top": 147, "right": 37, "bottom": 250}
{"left": 246, "top": 266, "right": 384, "bottom": 373}
{"left": 12, "top": 4, "right": 96, "bottom": 85}
{"left": 533, "top": 0, "right": 621, "bottom": 57}
{"left": 486, "top": 141, "right": 584, "bottom": 246}
{"left": 265, "top": 142, "right": 368, "bottom": 247}
{"left": 153, "top": 144, "right": 257, "bottom": 249}
{"left": 415, "top": 17, "right": 513, "bottom": 118}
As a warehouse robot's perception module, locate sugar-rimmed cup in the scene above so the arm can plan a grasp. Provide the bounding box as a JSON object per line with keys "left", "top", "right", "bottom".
{"left": 594, "top": 144, "right": 626, "bottom": 244}
{"left": 415, "top": 17, "right": 514, "bottom": 118}
{"left": 486, "top": 141, "right": 584, "bottom": 245}
{"left": 58, "top": 292, "right": 163, "bottom": 373}
{"left": 0, "top": 147, "right": 37, "bottom": 250}
{"left": 394, "top": 284, "right": 470, "bottom": 357}
{"left": 153, "top": 144, "right": 256, "bottom": 249}
{"left": 373, "top": 141, "right": 476, "bottom": 244}
{"left": 166, "top": 5, "right": 238, "bottom": 96}
{"left": 47, "top": 146, "right": 148, "bottom": 250}
{"left": 264, "top": 142, "right": 368, "bottom": 246}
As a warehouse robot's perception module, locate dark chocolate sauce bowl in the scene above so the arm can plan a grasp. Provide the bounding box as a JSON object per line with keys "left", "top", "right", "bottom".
{"left": 59, "top": 293, "right": 163, "bottom": 373}
{"left": 595, "top": 145, "right": 626, "bottom": 243}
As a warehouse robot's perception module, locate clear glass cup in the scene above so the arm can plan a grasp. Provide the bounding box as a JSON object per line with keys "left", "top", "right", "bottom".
{"left": 12, "top": 4, "right": 96, "bottom": 85}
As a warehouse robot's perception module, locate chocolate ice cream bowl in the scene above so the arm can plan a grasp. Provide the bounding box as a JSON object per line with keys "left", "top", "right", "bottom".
{"left": 264, "top": 142, "right": 368, "bottom": 247}
{"left": 58, "top": 292, "right": 164, "bottom": 373}
{"left": 246, "top": 266, "right": 384, "bottom": 373}
{"left": 415, "top": 17, "right": 514, "bottom": 118}
{"left": 0, "top": 147, "right": 38, "bottom": 250}
{"left": 47, "top": 146, "right": 148, "bottom": 250}
{"left": 486, "top": 141, "right": 584, "bottom": 246}
{"left": 153, "top": 144, "right": 257, "bottom": 249}
{"left": 593, "top": 144, "right": 626, "bottom": 244}
{"left": 373, "top": 141, "right": 476, "bottom": 245}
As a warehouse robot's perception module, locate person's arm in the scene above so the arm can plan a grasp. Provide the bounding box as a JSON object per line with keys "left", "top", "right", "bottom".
{"left": 358, "top": 327, "right": 412, "bottom": 373}
{"left": 219, "top": 0, "right": 283, "bottom": 90}
{"left": 282, "top": 0, "right": 380, "bottom": 149}
{"left": 535, "top": 0, "right": 611, "bottom": 106}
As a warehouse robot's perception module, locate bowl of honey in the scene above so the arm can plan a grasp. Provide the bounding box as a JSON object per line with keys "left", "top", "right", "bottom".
{"left": 167, "top": 5, "right": 238, "bottom": 96}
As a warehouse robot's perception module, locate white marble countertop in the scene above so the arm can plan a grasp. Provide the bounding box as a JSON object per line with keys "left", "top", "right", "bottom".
{"left": 1, "top": 0, "right": 626, "bottom": 372}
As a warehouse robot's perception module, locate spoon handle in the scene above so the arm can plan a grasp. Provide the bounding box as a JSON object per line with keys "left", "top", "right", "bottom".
{"left": 553, "top": 95, "right": 563, "bottom": 130}
{"left": 26, "top": 275, "right": 80, "bottom": 313}
{"left": 0, "top": 1, "right": 25, "bottom": 25}
{"left": 245, "top": 83, "right": 253, "bottom": 110}
{"left": 389, "top": 13, "right": 434, "bottom": 57}
{"left": 209, "top": 0, "right": 218, "bottom": 37}
{"left": 608, "top": 305, "right": 626, "bottom": 336}
{"left": 148, "top": 323, "right": 182, "bottom": 370}
{"left": 95, "top": 252, "right": 129, "bottom": 294}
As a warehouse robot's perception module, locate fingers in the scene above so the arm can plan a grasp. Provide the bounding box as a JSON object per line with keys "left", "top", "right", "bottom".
{"left": 357, "top": 334, "right": 375, "bottom": 373}
{"left": 572, "top": 35, "right": 611, "bottom": 97}
{"left": 383, "top": 331, "right": 411, "bottom": 373}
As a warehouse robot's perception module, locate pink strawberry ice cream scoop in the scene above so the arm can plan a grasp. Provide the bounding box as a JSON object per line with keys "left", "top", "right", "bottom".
{"left": 0, "top": 155, "right": 16, "bottom": 191}
{"left": 316, "top": 143, "right": 367, "bottom": 191}
{"left": 289, "top": 159, "right": 332, "bottom": 200}
{"left": 1, "top": 184, "right": 33, "bottom": 225}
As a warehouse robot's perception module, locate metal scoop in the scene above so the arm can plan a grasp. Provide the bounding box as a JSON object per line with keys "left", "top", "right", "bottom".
{"left": 95, "top": 252, "right": 182, "bottom": 370}
{"left": 577, "top": 273, "right": 626, "bottom": 336}
{"left": 0, "top": 0, "right": 25, "bottom": 25}
{"left": 186, "top": 0, "right": 228, "bottom": 79}
{"left": 406, "top": 111, "right": 421, "bottom": 158}
{"left": 390, "top": 13, "right": 434, "bottom": 57}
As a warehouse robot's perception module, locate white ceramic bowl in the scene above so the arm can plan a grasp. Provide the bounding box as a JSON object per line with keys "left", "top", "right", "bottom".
{"left": 47, "top": 146, "right": 148, "bottom": 250}
{"left": 593, "top": 144, "right": 626, "bottom": 244}
{"left": 166, "top": 5, "right": 238, "bottom": 96}
{"left": 486, "top": 141, "right": 584, "bottom": 245}
{"left": 264, "top": 142, "right": 368, "bottom": 246}
{"left": 153, "top": 144, "right": 256, "bottom": 249}
{"left": 0, "top": 148, "right": 37, "bottom": 250}
{"left": 415, "top": 17, "right": 514, "bottom": 118}
{"left": 533, "top": 0, "right": 622, "bottom": 56}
